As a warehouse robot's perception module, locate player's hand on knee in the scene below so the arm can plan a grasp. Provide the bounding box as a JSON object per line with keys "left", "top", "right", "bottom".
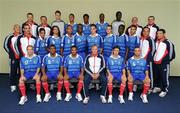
{"left": 41, "top": 75, "right": 47, "bottom": 82}
{"left": 57, "top": 74, "right": 63, "bottom": 81}
{"left": 64, "top": 74, "right": 69, "bottom": 80}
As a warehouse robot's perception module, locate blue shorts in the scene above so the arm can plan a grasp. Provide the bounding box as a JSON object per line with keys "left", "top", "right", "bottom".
{"left": 24, "top": 72, "right": 36, "bottom": 80}
{"left": 46, "top": 72, "right": 59, "bottom": 80}
{"left": 68, "top": 71, "right": 80, "bottom": 78}
{"left": 111, "top": 72, "right": 122, "bottom": 81}
{"left": 132, "top": 74, "right": 145, "bottom": 81}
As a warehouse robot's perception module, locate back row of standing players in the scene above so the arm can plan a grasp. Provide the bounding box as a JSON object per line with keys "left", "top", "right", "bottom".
{"left": 4, "top": 10, "right": 175, "bottom": 105}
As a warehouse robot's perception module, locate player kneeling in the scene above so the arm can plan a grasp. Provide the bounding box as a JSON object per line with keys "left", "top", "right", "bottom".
{"left": 127, "top": 47, "right": 150, "bottom": 103}
{"left": 18, "top": 45, "right": 41, "bottom": 105}
{"left": 106, "top": 46, "right": 127, "bottom": 104}
{"left": 63, "top": 46, "right": 84, "bottom": 102}
{"left": 41, "top": 45, "right": 64, "bottom": 102}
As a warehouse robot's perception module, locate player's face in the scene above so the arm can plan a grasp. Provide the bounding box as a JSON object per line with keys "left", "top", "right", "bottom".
{"left": 55, "top": 13, "right": 61, "bottom": 20}
{"left": 91, "top": 26, "right": 97, "bottom": 34}
{"left": 118, "top": 26, "right": 125, "bottom": 34}
{"left": 148, "top": 17, "right": 155, "bottom": 25}
{"left": 27, "top": 15, "right": 33, "bottom": 22}
{"left": 83, "top": 16, "right": 89, "bottom": 23}
{"left": 157, "top": 31, "right": 165, "bottom": 40}
{"left": 27, "top": 46, "right": 34, "bottom": 56}
{"left": 50, "top": 46, "right": 56, "bottom": 55}
{"left": 99, "top": 14, "right": 104, "bottom": 22}
{"left": 77, "top": 25, "right": 83, "bottom": 33}
{"left": 23, "top": 25, "right": 31, "bottom": 34}
{"left": 69, "top": 15, "right": 74, "bottom": 22}
{"left": 130, "top": 27, "right": 137, "bottom": 35}
{"left": 113, "top": 48, "right": 119, "bottom": 56}
{"left": 116, "top": 13, "right": 122, "bottom": 20}
{"left": 14, "top": 25, "right": 20, "bottom": 33}
{"left": 106, "top": 27, "right": 112, "bottom": 34}
{"left": 71, "top": 47, "right": 77, "bottom": 56}
{"left": 91, "top": 46, "right": 98, "bottom": 55}
{"left": 41, "top": 17, "right": 47, "bottom": 24}
{"left": 134, "top": 48, "right": 141, "bottom": 57}
{"left": 132, "top": 17, "right": 138, "bottom": 25}
{"left": 39, "top": 31, "right": 45, "bottom": 38}
{"left": 142, "top": 28, "right": 150, "bottom": 37}
{"left": 53, "top": 27, "right": 59, "bottom": 35}
{"left": 66, "top": 26, "right": 73, "bottom": 34}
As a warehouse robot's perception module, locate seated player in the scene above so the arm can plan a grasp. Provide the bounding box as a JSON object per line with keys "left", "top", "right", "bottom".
{"left": 46, "top": 26, "right": 62, "bottom": 55}
{"left": 127, "top": 47, "right": 150, "bottom": 103}
{"left": 106, "top": 46, "right": 126, "bottom": 104}
{"left": 83, "top": 45, "right": 107, "bottom": 104}
{"left": 74, "top": 24, "right": 87, "bottom": 60}
{"left": 61, "top": 25, "right": 75, "bottom": 58}
{"left": 18, "top": 45, "right": 41, "bottom": 105}
{"left": 34, "top": 28, "right": 48, "bottom": 60}
{"left": 41, "top": 45, "right": 63, "bottom": 102}
{"left": 103, "top": 25, "right": 116, "bottom": 61}
{"left": 63, "top": 46, "right": 84, "bottom": 102}
{"left": 87, "top": 24, "right": 103, "bottom": 54}
{"left": 126, "top": 25, "right": 140, "bottom": 59}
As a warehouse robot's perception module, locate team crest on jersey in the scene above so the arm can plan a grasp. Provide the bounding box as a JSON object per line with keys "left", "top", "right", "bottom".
{"left": 132, "top": 62, "right": 136, "bottom": 66}
{"left": 48, "top": 60, "right": 51, "bottom": 64}
{"left": 69, "top": 60, "right": 72, "bottom": 64}
{"left": 24, "top": 60, "right": 28, "bottom": 65}
{"left": 52, "top": 40, "right": 55, "bottom": 44}
{"left": 77, "top": 38, "right": 81, "bottom": 42}
{"left": 111, "top": 61, "right": 114, "bottom": 65}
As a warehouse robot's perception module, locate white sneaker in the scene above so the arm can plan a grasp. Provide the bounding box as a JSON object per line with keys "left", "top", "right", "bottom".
{"left": 118, "top": 95, "right": 125, "bottom": 104}
{"left": 152, "top": 87, "right": 161, "bottom": 93}
{"left": 19, "top": 96, "right": 28, "bottom": 105}
{"left": 36, "top": 94, "right": 42, "bottom": 103}
{"left": 133, "top": 85, "right": 137, "bottom": 92}
{"left": 56, "top": 92, "right": 62, "bottom": 101}
{"left": 83, "top": 97, "right": 90, "bottom": 104}
{"left": 128, "top": 92, "right": 133, "bottom": 101}
{"left": 10, "top": 85, "right": 16, "bottom": 92}
{"left": 159, "top": 91, "right": 167, "bottom": 97}
{"left": 75, "top": 93, "right": 83, "bottom": 101}
{"left": 100, "top": 95, "right": 106, "bottom": 103}
{"left": 140, "top": 94, "right": 148, "bottom": 103}
{"left": 43, "top": 93, "right": 51, "bottom": 102}
{"left": 107, "top": 95, "right": 113, "bottom": 103}
{"left": 64, "top": 93, "right": 72, "bottom": 102}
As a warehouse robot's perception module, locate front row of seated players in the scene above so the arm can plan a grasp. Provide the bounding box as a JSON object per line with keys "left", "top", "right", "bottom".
{"left": 18, "top": 44, "right": 150, "bottom": 105}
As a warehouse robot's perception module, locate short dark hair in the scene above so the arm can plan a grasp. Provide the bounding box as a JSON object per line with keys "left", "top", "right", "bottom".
{"left": 157, "top": 29, "right": 166, "bottom": 34}
{"left": 49, "top": 44, "right": 56, "bottom": 49}
{"left": 40, "top": 16, "right": 47, "bottom": 19}
{"left": 83, "top": 14, "right": 89, "bottom": 19}
{"left": 116, "top": 11, "right": 122, "bottom": 16}
{"left": 71, "top": 45, "right": 77, "bottom": 50}
{"left": 26, "top": 45, "right": 34, "bottom": 50}
{"left": 23, "top": 24, "right": 30, "bottom": 29}
{"left": 119, "top": 24, "right": 125, "bottom": 29}
{"left": 148, "top": 16, "right": 155, "bottom": 20}
{"left": 69, "top": 13, "right": 75, "bottom": 17}
{"left": 113, "top": 45, "right": 120, "bottom": 50}
{"left": 99, "top": 13, "right": 104, "bottom": 17}
{"left": 55, "top": 10, "right": 61, "bottom": 15}
{"left": 27, "top": 13, "right": 33, "bottom": 17}
{"left": 39, "top": 28, "right": 45, "bottom": 33}
{"left": 130, "top": 25, "right": 137, "bottom": 29}
{"left": 107, "top": 25, "right": 112, "bottom": 29}
{"left": 90, "top": 24, "right": 97, "bottom": 29}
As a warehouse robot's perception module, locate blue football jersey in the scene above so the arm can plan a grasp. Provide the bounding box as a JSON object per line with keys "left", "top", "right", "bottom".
{"left": 87, "top": 34, "right": 103, "bottom": 54}
{"left": 46, "top": 36, "right": 62, "bottom": 54}
{"left": 115, "top": 34, "right": 128, "bottom": 58}
{"left": 64, "top": 54, "right": 83, "bottom": 75}
{"left": 65, "top": 23, "right": 78, "bottom": 35}
{"left": 107, "top": 55, "right": 125, "bottom": 74}
{"left": 96, "top": 22, "right": 109, "bottom": 38}
{"left": 83, "top": 23, "right": 91, "bottom": 37}
{"left": 42, "top": 53, "right": 63, "bottom": 75}
{"left": 127, "top": 57, "right": 148, "bottom": 77}
{"left": 103, "top": 34, "right": 116, "bottom": 59}
{"left": 20, "top": 55, "right": 41, "bottom": 77}
{"left": 61, "top": 34, "right": 75, "bottom": 57}
{"left": 34, "top": 37, "right": 48, "bottom": 60}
